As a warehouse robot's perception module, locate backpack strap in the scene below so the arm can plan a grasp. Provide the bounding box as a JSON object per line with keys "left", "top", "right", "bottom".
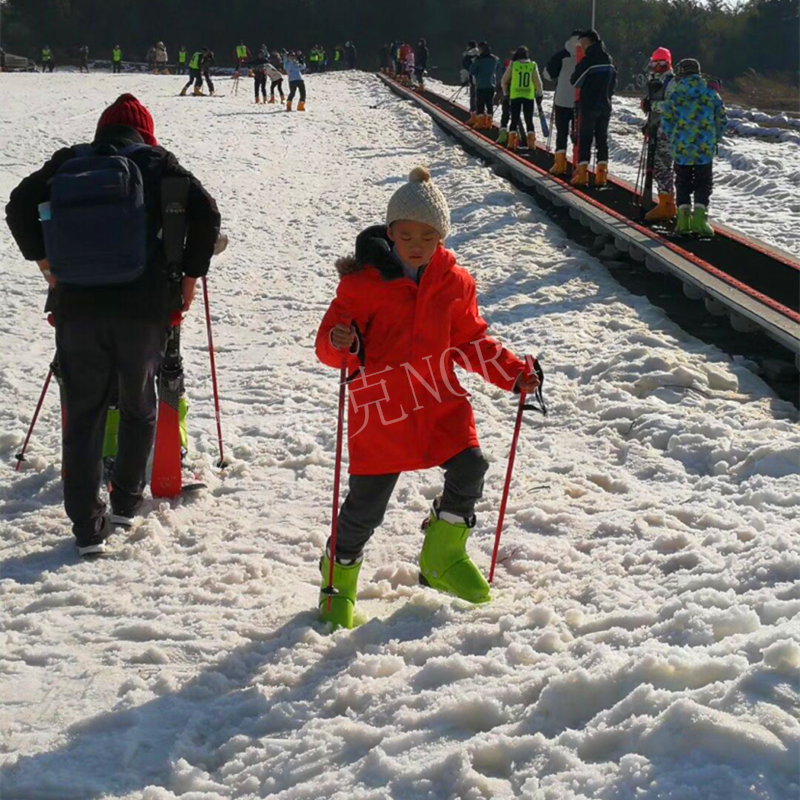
{"left": 71, "top": 143, "right": 97, "bottom": 158}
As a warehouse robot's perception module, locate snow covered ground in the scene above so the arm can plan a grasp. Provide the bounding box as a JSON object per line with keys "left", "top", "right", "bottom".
{"left": 1, "top": 71, "right": 799, "bottom": 800}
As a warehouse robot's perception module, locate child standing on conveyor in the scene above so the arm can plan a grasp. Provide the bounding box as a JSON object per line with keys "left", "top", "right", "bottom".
{"left": 661, "top": 58, "right": 727, "bottom": 237}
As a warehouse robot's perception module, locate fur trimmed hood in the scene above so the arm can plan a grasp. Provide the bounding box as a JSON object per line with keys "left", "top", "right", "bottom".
{"left": 335, "top": 225, "right": 404, "bottom": 281}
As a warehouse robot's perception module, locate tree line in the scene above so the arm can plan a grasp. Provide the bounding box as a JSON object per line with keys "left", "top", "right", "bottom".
{"left": 2, "top": 0, "right": 797, "bottom": 84}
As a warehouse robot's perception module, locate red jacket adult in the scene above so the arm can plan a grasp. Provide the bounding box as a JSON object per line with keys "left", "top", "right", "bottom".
{"left": 316, "top": 226, "right": 525, "bottom": 475}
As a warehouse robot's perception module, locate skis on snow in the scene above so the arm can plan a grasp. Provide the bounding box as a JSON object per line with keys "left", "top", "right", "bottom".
{"left": 152, "top": 176, "right": 205, "bottom": 498}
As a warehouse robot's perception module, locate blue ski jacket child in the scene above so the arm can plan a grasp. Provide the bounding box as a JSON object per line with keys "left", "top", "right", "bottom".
{"left": 661, "top": 74, "right": 727, "bottom": 166}
{"left": 283, "top": 57, "right": 305, "bottom": 82}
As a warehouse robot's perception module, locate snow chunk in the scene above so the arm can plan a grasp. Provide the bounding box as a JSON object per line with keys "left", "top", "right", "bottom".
{"left": 762, "top": 640, "right": 800, "bottom": 675}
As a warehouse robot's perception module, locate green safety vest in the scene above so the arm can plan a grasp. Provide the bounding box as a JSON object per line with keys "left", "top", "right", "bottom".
{"left": 511, "top": 61, "right": 536, "bottom": 100}
{"left": 178, "top": 50, "right": 187, "bottom": 64}
{"left": 189, "top": 52, "right": 201, "bottom": 70}
{"left": 42, "top": 49, "right": 52, "bottom": 61}
{"left": 335, "top": 50, "right": 341, "bottom": 61}
{"left": 112, "top": 48, "right": 121, "bottom": 62}
{"left": 236, "top": 45, "right": 247, "bottom": 59}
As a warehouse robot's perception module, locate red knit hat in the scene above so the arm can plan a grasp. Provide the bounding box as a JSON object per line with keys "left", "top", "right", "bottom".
{"left": 96, "top": 93, "right": 157, "bottom": 146}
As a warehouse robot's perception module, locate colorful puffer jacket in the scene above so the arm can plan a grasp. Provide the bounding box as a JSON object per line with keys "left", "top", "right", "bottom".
{"left": 316, "top": 226, "right": 525, "bottom": 475}
{"left": 661, "top": 74, "right": 727, "bottom": 166}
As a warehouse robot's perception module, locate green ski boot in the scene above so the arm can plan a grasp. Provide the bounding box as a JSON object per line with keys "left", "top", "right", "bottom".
{"left": 418, "top": 506, "right": 491, "bottom": 604}
{"left": 497, "top": 127, "right": 508, "bottom": 147}
{"left": 675, "top": 205, "right": 693, "bottom": 236}
{"left": 691, "top": 204, "right": 715, "bottom": 237}
{"left": 319, "top": 553, "right": 363, "bottom": 630}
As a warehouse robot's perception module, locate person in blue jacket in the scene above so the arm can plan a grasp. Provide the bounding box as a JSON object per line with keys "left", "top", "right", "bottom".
{"left": 469, "top": 42, "right": 499, "bottom": 130}
{"left": 284, "top": 51, "right": 307, "bottom": 112}
{"left": 661, "top": 58, "right": 727, "bottom": 237}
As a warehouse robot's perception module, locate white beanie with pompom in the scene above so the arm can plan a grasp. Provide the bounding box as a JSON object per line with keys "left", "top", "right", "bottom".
{"left": 386, "top": 166, "right": 451, "bottom": 240}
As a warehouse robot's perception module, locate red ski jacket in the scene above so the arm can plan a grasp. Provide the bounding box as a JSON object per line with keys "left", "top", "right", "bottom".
{"left": 316, "top": 227, "right": 525, "bottom": 475}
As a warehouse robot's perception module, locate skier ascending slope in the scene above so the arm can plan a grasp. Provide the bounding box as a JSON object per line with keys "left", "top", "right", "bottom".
{"left": 501, "top": 45, "right": 543, "bottom": 151}
{"left": 5, "top": 94, "right": 221, "bottom": 556}
{"left": 640, "top": 47, "right": 677, "bottom": 222}
{"left": 570, "top": 29, "right": 617, "bottom": 187}
{"left": 315, "top": 167, "right": 541, "bottom": 629}
{"left": 661, "top": 58, "right": 727, "bottom": 236}
{"left": 544, "top": 31, "right": 581, "bottom": 175}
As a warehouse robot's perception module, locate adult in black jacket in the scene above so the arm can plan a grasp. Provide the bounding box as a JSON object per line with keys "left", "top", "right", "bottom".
{"left": 5, "top": 94, "right": 221, "bottom": 556}
{"left": 570, "top": 29, "right": 617, "bottom": 187}
{"left": 415, "top": 39, "right": 429, "bottom": 87}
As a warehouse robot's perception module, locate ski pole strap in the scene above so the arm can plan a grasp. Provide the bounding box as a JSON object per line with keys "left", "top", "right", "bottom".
{"left": 521, "top": 356, "right": 547, "bottom": 416}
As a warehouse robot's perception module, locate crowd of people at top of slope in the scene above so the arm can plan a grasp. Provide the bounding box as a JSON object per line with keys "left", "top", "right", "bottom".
{"left": 17, "top": 40, "right": 358, "bottom": 75}
{"left": 380, "top": 31, "right": 727, "bottom": 235}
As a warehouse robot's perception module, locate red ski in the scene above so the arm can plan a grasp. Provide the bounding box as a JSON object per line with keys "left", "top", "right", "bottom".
{"left": 152, "top": 311, "right": 184, "bottom": 498}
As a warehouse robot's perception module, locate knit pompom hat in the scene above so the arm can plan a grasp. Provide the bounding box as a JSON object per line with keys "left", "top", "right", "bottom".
{"left": 386, "top": 167, "right": 451, "bottom": 240}
{"left": 96, "top": 93, "right": 157, "bottom": 146}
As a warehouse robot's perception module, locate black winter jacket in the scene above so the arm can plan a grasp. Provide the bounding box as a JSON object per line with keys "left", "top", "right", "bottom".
{"left": 570, "top": 40, "right": 617, "bottom": 113}
{"left": 5, "top": 124, "right": 221, "bottom": 320}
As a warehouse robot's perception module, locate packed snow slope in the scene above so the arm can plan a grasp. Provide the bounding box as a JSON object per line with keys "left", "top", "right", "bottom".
{"left": 1, "top": 71, "right": 799, "bottom": 800}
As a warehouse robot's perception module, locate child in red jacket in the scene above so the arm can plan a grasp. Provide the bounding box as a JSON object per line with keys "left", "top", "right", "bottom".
{"left": 315, "top": 167, "right": 540, "bottom": 628}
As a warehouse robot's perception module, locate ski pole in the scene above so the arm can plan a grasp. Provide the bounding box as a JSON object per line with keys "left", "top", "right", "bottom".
{"left": 202, "top": 276, "right": 226, "bottom": 469}
{"left": 324, "top": 359, "right": 348, "bottom": 613}
{"left": 546, "top": 104, "right": 555, "bottom": 153}
{"left": 537, "top": 98, "right": 549, "bottom": 140}
{"left": 488, "top": 355, "right": 547, "bottom": 584}
{"left": 15, "top": 363, "right": 54, "bottom": 471}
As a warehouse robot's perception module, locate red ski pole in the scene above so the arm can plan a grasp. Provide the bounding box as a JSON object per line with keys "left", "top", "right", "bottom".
{"left": 202, "top": 276, "right": 226, "bottom": 469}
{"left": 15, "top": 366, "right": 54, "bottom": 471}
{"left": 489, "top": 355, "right": 543, "bottom": 584}
{"left": 325, "top": 359, "right": 348, "bottom": 613}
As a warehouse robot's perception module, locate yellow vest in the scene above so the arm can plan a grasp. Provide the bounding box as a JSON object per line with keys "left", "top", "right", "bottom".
{"left": 189, "top": 52, "right": 201, "bottom": 70}
{"left": 112, "top": 48, "right": 121, "bottom": 62}
{"left": 236, "top": 45, "right": 247, "bottom": 59}
{"left": 178, "top": 50, "right": 187, "bottom": 64}
{"left": 511, "top": 61, "right": 536, "bottom": 100}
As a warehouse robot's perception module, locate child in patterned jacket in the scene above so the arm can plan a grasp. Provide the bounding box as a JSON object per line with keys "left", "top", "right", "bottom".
{"left": 661, "top": 58, "right": 727, "bottom": 237}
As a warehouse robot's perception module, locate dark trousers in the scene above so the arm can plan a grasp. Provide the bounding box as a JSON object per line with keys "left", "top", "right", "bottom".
{"left": 500, "top": 96, "right": 510, "bottom": 129}
{"left": 333, "top": 447, "right": 490, "bottom": 559}
{"left": 112, "top": 62, "right": 122, "bottom": 74}
{"left": 675, "top": 163, "right": 713, "bottom": 207}
{"left": 554, "top": 104, "right": 573, "bottom": 152}
{"left": 578, "top": 106, "right": 611, "bottom": 163}
{"left": 202, "top": 68, "right": 214, "bottom": 93}
{"left": 510, "top": 98, "right": 535, "bottom": 136}
{"left": 288, "top": 79, "right": 306, "bottom": 102}
{"left": 270, "top": 78, "right": 285, "bottom": 99}
{"left": 183, "top": 70, "right": 198, "bottom": 91}
{"left": 57, "top": 312, "right": 165, "bottom": 542}
{"left": 254, "top": 72, "right": 267, "bottom": 99}
{"left": 476, "top": 87, "right": 494, "bottom": 116}
{"left": 469, "top": 80, "right": 477, "bottom": 113}
{"left": 178, "top": 63, "right": 186, "bottom": 74}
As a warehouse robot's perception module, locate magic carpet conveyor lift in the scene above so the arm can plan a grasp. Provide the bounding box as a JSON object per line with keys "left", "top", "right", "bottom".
{"left": 378, "top": 74, "right": 800, "bottom": 370}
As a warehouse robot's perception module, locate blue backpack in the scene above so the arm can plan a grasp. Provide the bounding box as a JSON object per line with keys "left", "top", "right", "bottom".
{"left": 42, "top": 143, "right": 149, "bottom": 286}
